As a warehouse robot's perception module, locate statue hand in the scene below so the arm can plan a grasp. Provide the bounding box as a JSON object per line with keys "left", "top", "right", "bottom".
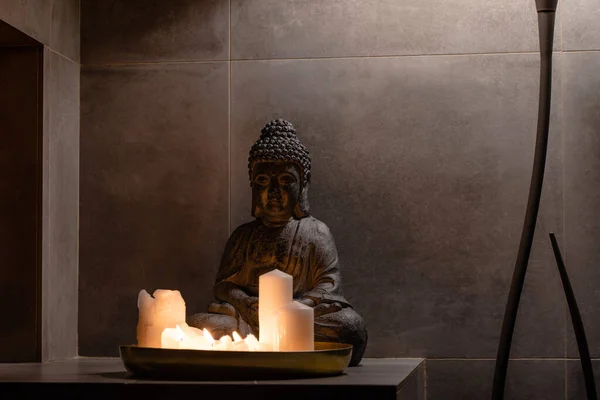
{"left": 313, "top": 301, "right": 342, "bottom": 317}
{"left": 297, "top": 298, "right": 316, "bottom": 307}
{"left": 298, "top": 298, "right": 342, "bottom": 317}
{"left": 239, "top": 296, "right": 259, "bottom": 331}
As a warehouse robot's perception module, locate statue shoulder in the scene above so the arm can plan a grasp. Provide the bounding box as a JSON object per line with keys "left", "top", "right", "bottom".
{"left": 301, "top": 216, "right": 336, "bottom": 245}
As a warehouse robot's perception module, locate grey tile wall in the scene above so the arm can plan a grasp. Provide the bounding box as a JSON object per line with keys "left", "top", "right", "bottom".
{"left": 427, "top": 359, "right": 566, "bottom": 399}
{"left": 0, "top": 0, "right": 80, "bottom": 61}
{"left": 230, "top": 54, "right": 564, "bottom": 358}
{"left": 79, "top": 0, "right": 600, "bottom": 398}
{"left": 563, "top": 52, "right": 600, "bottom": 359}
{"left": 231, "top": 0, "right": 544, "bottom": 59}
{"left": 81, "top": 0, "right": 229, "bottom": 64}
{"left": 79, "top": 62, "right": 229, "bottom": 356}
{"left": 41, "top": 48, "right": 80, "bottom": 361}
{"left": 562, "top": 0, "right": 600, "bottom": 51}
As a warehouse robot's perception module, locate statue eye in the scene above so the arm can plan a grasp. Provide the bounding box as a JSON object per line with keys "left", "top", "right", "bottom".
{"left": 278, "top": 174, "right": 296, "bottom": 185}
{"left": 254, "top": 175, "right": 269, "bottom": 186}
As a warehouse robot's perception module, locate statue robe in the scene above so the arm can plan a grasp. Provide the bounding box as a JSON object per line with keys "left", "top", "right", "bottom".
{"left": 215, "top": 216, "right": 352, "bottom": 309}
{"left": 190, "top": 216, "right": 367, "bottom": 366}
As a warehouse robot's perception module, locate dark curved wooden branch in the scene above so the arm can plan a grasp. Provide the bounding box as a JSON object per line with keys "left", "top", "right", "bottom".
{"left": 491, "top": 2, "right": 558, "bottom": 399}
{"left": 549, "top": 233, "right": 597, "bottom": 400}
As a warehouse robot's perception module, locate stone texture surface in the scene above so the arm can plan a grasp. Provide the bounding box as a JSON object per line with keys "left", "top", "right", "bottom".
{"left": 427, "top": 359, "right": 565, "bottom": 399}
{"left": 563, "top": 52, "right": 600, "bottom": 358}
{"left": 230, "top": 54, "right": 564, "bottom": 358}
{"left": 79, "top": 62, "right": 229, "bottom": 356}
{"left": 81, "top": 0, "right": 229, "bottom": 64}
{"left": 42, "top": 48, "right": 80, "bottom": 361}
{"left": 562, "top": 0, "right": 600, "bottom": 50}
{"left": 231, "top": 0, "right": 544, "bottom": 59}
{"left": 0, "top": 0, "right": 80, "bottom": 61}
{"left": 0, "top": 46, "right": 42, "bottom": 362}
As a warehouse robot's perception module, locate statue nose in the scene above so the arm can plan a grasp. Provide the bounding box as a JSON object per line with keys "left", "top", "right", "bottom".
{"left": 268, "top": 182, "right": 281, "bottom": 198}
{"left": 268, "top": 179, "right": 280, "bottom": 192}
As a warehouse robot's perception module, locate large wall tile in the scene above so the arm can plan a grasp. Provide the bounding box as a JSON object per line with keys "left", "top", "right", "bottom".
{"left": 230, "top": 54, "right": 564, "bottom": 358}
{"left": 41, "top": 49, "right": 80, "bottom": 360}
{"left": 562, "top": 0, "right": 600, "bottom": 50}
{"left": 81, "top": 0, "right": 229, "bottom": 64}
{"left": 231, "top": 0, "right": 542, "bottom": 59}
{"left": 564, "top": 52, "right": 600, "bottom": 357}
{"left": 427, "top": 359, "right": 565, "bottom": 399}
{"left": 79, "top": 62, "right": 229, "bottom": 356}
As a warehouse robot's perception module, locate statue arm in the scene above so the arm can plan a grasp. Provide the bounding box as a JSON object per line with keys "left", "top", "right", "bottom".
{"left": 299, "top": 220, "right": 352, "bottom": 309}
{"left": 211, "top": 222, "right": 259, "bottom": 329}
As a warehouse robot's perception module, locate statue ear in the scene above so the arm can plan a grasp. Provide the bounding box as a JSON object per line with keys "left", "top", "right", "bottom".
{"left": 251, "top": 184, "right": 263, "bottom": 219}
{"left": 294, "top": 183, "right": 310, "bottom": 219}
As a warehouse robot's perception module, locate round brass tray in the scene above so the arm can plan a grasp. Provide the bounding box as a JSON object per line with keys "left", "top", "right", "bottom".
{"left": 119, "top": 342, "right": 353, "bottom": 380}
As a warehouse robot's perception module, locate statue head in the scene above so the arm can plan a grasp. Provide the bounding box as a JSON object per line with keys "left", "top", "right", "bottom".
{"left": 248, "top": 119, "right": 311, "bottom": 224}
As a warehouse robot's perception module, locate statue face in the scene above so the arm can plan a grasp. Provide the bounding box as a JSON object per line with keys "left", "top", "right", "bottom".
{"left": 252, "top": 161, "right": 302, "bottom": 224}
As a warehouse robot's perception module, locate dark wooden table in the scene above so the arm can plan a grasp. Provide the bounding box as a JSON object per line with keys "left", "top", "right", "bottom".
{"left": 0, "top": 357, "right": 424, "bottom": 399}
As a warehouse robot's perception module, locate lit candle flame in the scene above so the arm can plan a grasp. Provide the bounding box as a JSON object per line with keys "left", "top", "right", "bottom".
{"left": 203, "top": 328, "right": 215, "bottom": 344}
{"left": 232, "top": 331, "right": 243, "bottom": 342}
{"left": 175, "top": 325, "right": 185, "bottom": 341}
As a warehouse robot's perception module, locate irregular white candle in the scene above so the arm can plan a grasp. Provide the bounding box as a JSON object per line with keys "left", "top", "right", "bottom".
{"left": 161, "top": 326, "right": 183, "bottom": 349}
{"left": 276, "top": 301, "right": 314, "bottom": 351}
{"left": 178, "top": 322, "right": 203, "bottom": 339}
{"left": 258, "top": 269, "right": 293, "bottom": 346}
{"left": 137, "top": 289, "right": 186, "bottom": 348}
{"left": 232, "top": 340, "right": 249, "bottom": 351}
{"left": 245, "top": 333, "right": 260, "bottom": 351}
{"left": 136, "top": 290, "right": 155, "bottom": 347}
{"left": 214, "top": 335, "right": 233, "bottom": 351}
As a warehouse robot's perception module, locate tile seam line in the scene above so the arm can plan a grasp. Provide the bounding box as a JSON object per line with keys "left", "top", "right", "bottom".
{"left": 80, "top": 50, "right": 600, "bottom": 67}
{"left": 47, "top": 47, "right": 78, "bottom": 65}
{"left": 79, "top": 50, "right": 594, "bottom": 68}
{"left": 232, "top": 51, "right": 544, "bottom": 61}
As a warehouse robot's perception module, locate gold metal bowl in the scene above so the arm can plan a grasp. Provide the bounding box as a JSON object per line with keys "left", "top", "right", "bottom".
{"left": 119, "top": 342, "right": 353, "bottom": 380}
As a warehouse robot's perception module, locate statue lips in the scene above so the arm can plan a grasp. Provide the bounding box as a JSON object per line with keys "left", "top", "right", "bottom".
{"left": 267, "top": 193, "right": 284, "bottom": 209}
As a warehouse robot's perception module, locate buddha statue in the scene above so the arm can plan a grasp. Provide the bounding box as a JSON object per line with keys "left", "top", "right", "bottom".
{"left": 189, "top": 119, "right": 367, "bottom": 366}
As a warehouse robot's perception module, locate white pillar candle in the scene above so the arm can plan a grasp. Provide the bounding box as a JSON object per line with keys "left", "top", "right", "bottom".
{"left": 258, "top": 269, "right": 293, "bottom": 346}
{"left": 137, "top": 289, "right": 186, "bottom": 348}
{"left": 276, "top": 301, "right": 314, "bottom": 351}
